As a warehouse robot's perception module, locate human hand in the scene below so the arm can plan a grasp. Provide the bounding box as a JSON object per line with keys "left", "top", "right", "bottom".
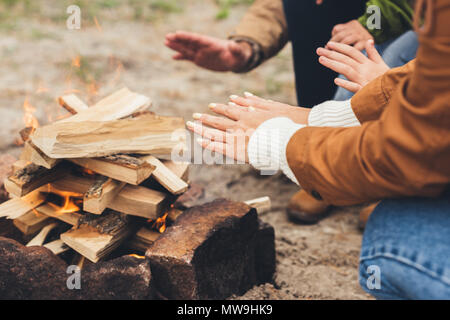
{"left": 317, "top": 40, "right": 390, "bottom": 92}
{"left": 186, "top": 95, "right": 288, "bottom": 162}
{"left": 330, "top": 20, "right": 374, "bottom": 51}
{"left": 229, "top": 92, "right": 310, "bottom": 125}
{"left": 165, "top": 31, "right": 253, "bottom": 72}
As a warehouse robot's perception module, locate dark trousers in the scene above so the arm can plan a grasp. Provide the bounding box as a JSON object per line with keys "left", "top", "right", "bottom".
{"left": 282, "top": 0, "right": 366, "bottom": 107}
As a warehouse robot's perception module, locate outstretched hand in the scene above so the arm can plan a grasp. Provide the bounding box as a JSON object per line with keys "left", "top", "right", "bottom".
{"left": 186, "top": 93, "right": 310, "bottom": 162}
{"left": 317, "top": 40, "right": 390, "bottom": 92}
{"left": 330, "top": 20, "right": 373, "bottom": 51}
{"left": 165, "top": 31, "right": 252, "bottom": 72}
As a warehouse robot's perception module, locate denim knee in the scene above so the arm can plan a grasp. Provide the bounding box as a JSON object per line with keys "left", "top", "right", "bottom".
{"left": 359, "top": 196, "right": 450, "bottom": 299}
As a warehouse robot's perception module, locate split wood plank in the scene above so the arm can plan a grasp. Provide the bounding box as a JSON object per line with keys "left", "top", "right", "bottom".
{"left": 21, "top": 142, "right": 60, "bottom": 169}
{"left": 44, "top": 239, "right": 70, "bottom": 255}
{"left": 244, "top": 196, "right": 271, "bottom": 214}
{"left": 57, "top": 87, "right": 151, "bottom": 123}
{"left": 58, "top": 94, "right": 89, "bottom": 114}
{"left": 31, "top": 115, "right": 186, "bottom": 159}
{"left": 26, "top": 222, "right": 58, "bottom": 247}
{"left": 69, "top": 155, "right": 155, "bottom": 185}
{"left": 12, "top": 160, "right": 29, "bottom": 173}
{"left": 129, "top": 227, "right": 160, "bottom": 252}
{"left": 142, "top": 156, "right": 188, "bottom": 195}
{"left": 61, "top": 212, "right": 132, "bottom": 263}
{"left": 108, "top": 184, "right": 169, "bottom": 219}
{"left": 36, "top": 203, "right": 82, "bottom": 226}
{"left": 4, "top": 163, "right": 66, "bottom": 197}
{"left": 83, "top": 176, "right": 126, "bottom": 215}
{"left": 49, "top": 174, "right": 169, "bottom": 219}
{"left": 13, "top": 210, "right": 52, "bottom": 235}
{"left": 0, "top": 187, "right": 46, "bottom": 219}
{"left": 162, "top": 160, "right": 190, "bottom": 182}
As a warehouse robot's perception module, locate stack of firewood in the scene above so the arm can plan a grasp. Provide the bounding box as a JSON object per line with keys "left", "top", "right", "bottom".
{"left": 0, "top": 88, "right": 190, "bottom": 263}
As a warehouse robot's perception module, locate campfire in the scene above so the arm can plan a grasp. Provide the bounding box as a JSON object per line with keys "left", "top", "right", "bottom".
{"left": 0, "top": 88, "right": 275, "bottom": 300}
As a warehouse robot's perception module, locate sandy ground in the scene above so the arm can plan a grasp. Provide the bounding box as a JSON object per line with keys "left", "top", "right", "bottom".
{"left": 0, "top": 0, "right": 371, "bottom": 299}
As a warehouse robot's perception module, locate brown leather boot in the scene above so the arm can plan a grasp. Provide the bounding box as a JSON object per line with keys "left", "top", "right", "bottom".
{"left": 358, "top": 202, "right": 380, "bottom": 230}
{"left": 286, "top": 189, "right": 331, "bottom": 224}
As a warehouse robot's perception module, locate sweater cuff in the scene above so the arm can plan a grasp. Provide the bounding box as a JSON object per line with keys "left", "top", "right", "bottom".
{"left": 308, "top": 99, "right": 361, "bottom": 127}
{"left": 248, "top": 117, "right": 305, "bottom": 185}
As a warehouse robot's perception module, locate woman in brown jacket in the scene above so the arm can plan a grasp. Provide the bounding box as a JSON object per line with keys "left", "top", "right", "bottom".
{"left": 187, "top": 0, "right": 450, "bottom": 299}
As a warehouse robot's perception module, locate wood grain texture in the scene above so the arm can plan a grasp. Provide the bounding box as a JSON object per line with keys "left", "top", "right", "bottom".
{"left": 31, "top": 115, "right": 186, "bottom": 159}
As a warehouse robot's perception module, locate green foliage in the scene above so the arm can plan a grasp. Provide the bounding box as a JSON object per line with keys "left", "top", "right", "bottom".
{"left": 215, "top": 0, "right": 254, "bottom": 20}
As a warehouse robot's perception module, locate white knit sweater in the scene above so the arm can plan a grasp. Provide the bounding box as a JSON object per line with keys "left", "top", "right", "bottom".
{"left": 247, "top": 99, "right": 360, "bottom": 185}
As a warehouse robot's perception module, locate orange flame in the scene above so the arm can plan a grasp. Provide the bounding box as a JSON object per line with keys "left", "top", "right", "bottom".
{"left": 93, "top": 16, "right": 102, "bottom": 32}
{"left": 151, "top": 212, "right": 168, "bottom": 233}
{"left": 128, "top": 254, "right": 145, "bottom": 259}
{"left": 72, "top": 56, "right": 81, "bottom": 68}
{"left": 23, "top": 97, "right": 39, "bottom": 131}
{"left": 46, "top": 186, "right": 83, "bottom": 215}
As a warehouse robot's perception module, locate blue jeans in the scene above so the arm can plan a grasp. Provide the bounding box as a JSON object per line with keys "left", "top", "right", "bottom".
{"left": 359, "top": 193, "right": 450, "bottom": 299}
{"left": 334, "top": 31, "right": 419, "bottom": 101}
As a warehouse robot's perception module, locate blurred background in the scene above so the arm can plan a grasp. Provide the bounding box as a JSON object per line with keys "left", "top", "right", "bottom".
{"left": 0, "top": 0, "right": 370, "bottom": 299}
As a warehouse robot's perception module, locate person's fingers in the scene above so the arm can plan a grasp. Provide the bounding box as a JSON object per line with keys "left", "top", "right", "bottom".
{"left": 229, "top": 94, "right": 271, "bottom": 110}
{"left": 197, "top": 138, "right": 227, "bottom": 156}
{"left": 316, "top": 47, "right": 359, "bottom": 69}
{"left": 165, "top": 40, "right": 196, "bottom": 58}
{"left": 192, "top": 113, "right": 236, "bottom": 131}
{"left": 331, "top": 24, "right": 345, "bottom": 36}
{"left": 318, "top": 56, "right": 360, "bottom": 82}
{"left": 172, "top": 53, "right": 190, "bottom": 61}
{"left": 186, "top": 121, "right": 226, "bottom": 142}
{"left": 353, "top": 40, "right": 366, "bottom": 51}
{"left": 329, "top": 30, "right": 349, "bottom": 43}
{"left": 341, "top": 34, "right": 357, "bottom": 45}
{"left": 208, "top": 103, "right": 242, "bottom": 121}
{"left": 365, "top": 39, "right": 383, "bottom": 63}
{"left": 334, "top": 77, "right": 362, "bottom": 93}
{"left": 326, "top": 41, "right": 367, "bottom": 63}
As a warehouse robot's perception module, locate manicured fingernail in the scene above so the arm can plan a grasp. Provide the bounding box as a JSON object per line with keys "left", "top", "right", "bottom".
{"left": 248, "top": 106, "right": 256, "bottom": 112}
{"left": 228, "top": 102, "right": 237, "bottom": 106}
{"left": 192, "top": 113, "right": 202, "bottom": 120}
{"left": 229, "top": 95, "right": 239, "bottom": 100}
{"left": 244, "top": 91, "right": 254, "bottom": 97}
{"left": 208, "top": 103, "right": 216, "bottom": 109}
{"left": 186, "top": 121, "right": 195, "bottom": 128}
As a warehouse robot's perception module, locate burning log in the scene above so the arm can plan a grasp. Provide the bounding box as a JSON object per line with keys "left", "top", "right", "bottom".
{"left": 146, "top": 199, "right": 260, "bottom": 300}
{"left": 58, "top": 94, "right": 89, "bottom": 114}
{"left": 70, "top": 154, "right": 156, "bottom": 185}
{"left": 31, "top": 115, "right": 186, "bottom": 159}
{"left": 36, "top": 203, "right": 82, "bottom": 226}
{"left": 83, "top": 176, "right": 126, "bottom": 215}
{"left": 60, "top": 210, "right": 133, "bottom": 263}
{"left": 142, "top": 156, "right": 188, "bottom": 195}
{"left": 12, "top": 210, "right": 52, "bottom": 235}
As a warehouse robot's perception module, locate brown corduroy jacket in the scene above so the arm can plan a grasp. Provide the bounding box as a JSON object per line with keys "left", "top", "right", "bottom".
{"left": 286, "top": 0, "right": 450, "bottom": 206}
